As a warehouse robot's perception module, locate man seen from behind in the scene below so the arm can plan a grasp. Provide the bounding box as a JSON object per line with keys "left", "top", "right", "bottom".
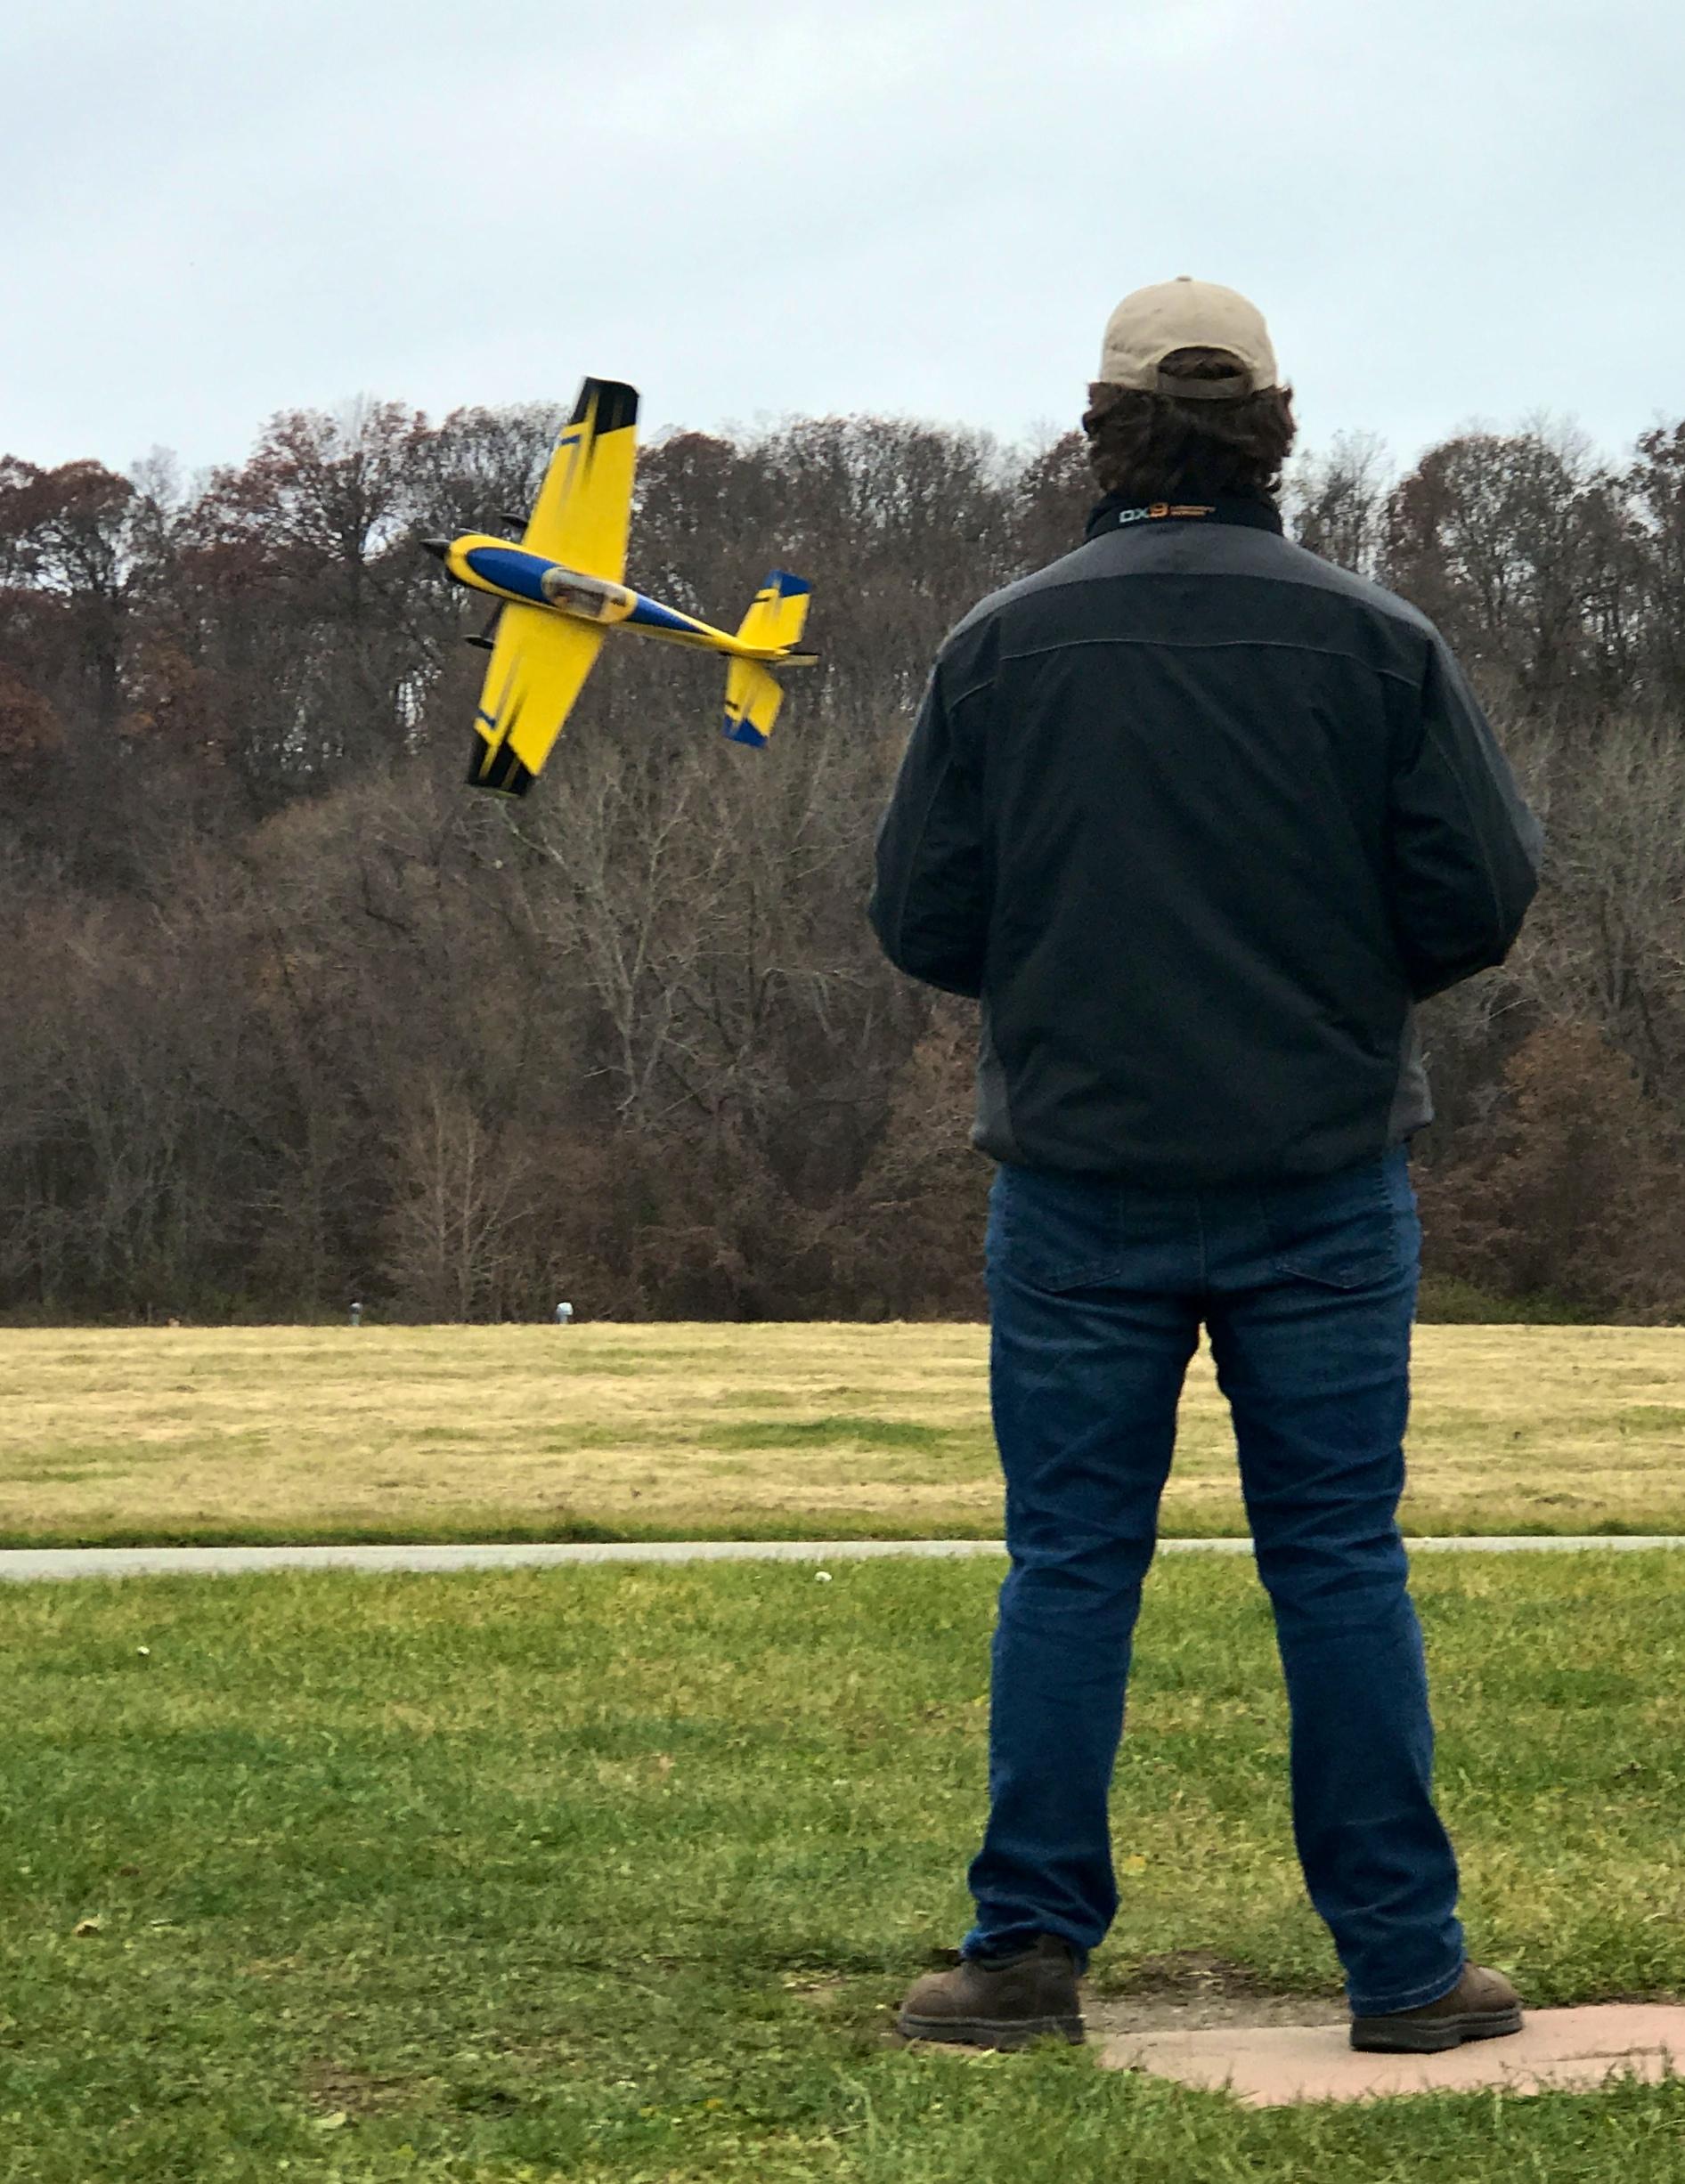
{"left": 869, "top": 278, "right": 1543, "bottom": 2055}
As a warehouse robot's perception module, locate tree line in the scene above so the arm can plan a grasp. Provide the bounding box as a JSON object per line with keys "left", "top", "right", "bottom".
{"left": 2, "top": 399, "right": 1682, "bottom": 1321}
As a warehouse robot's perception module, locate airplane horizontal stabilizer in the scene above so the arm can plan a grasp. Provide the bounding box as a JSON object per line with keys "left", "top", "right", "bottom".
{"left": 722, "top": 571, "right": 813, "bottom": 744}
{"left": 722, "top": 658, "right": 784, "bottom": 745}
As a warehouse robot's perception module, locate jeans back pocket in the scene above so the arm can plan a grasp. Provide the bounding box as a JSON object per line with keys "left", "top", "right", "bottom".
{"left": 1262, "top": 1155, "right": 1416, "bottom": 1291}
{"left": 988, "top": 1165, "right": 1125, "bottom": 1292}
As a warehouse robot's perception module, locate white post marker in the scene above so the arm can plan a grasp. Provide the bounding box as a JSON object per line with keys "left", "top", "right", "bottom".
{"left": 554, "top": 1302, "right": 574, "bottom": 1325}
{"left": 350, "top": 1302, "right": 362, "bottom": 1327}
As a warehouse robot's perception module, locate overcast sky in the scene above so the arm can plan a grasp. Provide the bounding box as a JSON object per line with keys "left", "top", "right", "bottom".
{"left": 4, "top": 0, "right": 1681, "bottom": 483}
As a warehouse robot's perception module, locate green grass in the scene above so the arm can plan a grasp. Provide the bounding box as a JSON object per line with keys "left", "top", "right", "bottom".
{"left": 697, "top": 1417, "right": 957, "bottom": 1454}
{"left": 2, "top": 1552, "right": 1682, "bottom": 2180}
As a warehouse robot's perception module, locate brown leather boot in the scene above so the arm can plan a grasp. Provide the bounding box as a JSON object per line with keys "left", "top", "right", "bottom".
{"left": 897, "top": 1936, "right": 1085, "bottom": 2050}
{"left": 1350, "top": 1963, "right": 1524, "bottom": 2053}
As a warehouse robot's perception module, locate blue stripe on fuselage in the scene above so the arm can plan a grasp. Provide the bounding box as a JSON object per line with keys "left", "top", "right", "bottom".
{"left": 463, "top": 545, "right": 552, "bottom": 605}
{"left": 722, "top": 713, "right": 768, "bottom": 746}
{"left": 625, "top": 593, "right": 708, "bottom": 636}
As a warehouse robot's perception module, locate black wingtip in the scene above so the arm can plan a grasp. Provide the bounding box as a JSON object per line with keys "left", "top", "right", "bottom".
{"left": 466, "top": 739, "right": 534, "bottom": 798}
{"left": 567, "top": 378, "right": 639, "bottom": 434}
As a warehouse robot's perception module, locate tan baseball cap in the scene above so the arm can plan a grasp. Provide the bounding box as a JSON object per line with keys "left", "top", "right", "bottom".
{"left": 1096, "top": 277, "right": 1278, "bottom": 401}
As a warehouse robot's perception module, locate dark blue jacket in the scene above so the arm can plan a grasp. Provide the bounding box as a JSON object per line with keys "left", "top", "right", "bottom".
{"left": 868, "top": 498, "right": 1543, "bottom": 1187}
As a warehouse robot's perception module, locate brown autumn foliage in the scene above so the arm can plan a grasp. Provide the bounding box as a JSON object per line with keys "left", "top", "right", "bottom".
{"left": 1415, "top": 1023, "right": 1685, "bottom": 1319}
{"left": 0, "top": 402, "right": 1682, "bottom": 1321}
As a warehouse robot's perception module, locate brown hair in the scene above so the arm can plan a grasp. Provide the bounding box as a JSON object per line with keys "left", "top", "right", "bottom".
{"left": 1083, "top": 347, "right": 1297, "bottom": 503}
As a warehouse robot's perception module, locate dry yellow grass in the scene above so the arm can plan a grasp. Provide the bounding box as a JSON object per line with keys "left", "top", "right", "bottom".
{"left": 1, "top": 1321, "right": 1681, "bottom": 1545}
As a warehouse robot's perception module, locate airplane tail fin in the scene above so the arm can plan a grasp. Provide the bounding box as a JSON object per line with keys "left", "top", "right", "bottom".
{"left": 722, "top": 571, "right": 813, "bottom": 745}
{"left": 736, "top": 569, "right": 811, "bottom": 654}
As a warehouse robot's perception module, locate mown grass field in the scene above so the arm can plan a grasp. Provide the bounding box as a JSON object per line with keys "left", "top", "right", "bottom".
{"left": 2, "top": 1552, "right": 1682, "bottom": 2181}
{"left": 2, "top": 1323, "right": 1683, "bottom": 1548}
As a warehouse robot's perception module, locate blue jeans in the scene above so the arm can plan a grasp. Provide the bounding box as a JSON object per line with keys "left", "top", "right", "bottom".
{"left": 961, "top": 1147, "right": 1465, "bottom": 2018}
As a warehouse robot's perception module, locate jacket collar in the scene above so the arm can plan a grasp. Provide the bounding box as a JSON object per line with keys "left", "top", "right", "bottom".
{"left": 1084, "top": 491, "right": 1284, "bottom": 542}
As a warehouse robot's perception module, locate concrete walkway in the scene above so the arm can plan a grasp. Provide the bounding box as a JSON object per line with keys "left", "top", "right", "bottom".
{"left": 3, "top": 1535, "right": 1682, "bottom": 1582}
{"left": 1101, "top": 2003, "right": 1685, "bottom": 2105}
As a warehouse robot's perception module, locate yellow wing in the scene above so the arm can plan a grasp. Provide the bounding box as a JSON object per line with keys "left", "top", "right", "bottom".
{"left": 467, "top": 604, "right": 605, "bottom": 796}
{"left": 521, "top": 378, "right": 639, "bottom": 580}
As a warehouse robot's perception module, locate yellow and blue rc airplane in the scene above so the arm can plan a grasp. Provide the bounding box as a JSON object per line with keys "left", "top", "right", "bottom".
{"left": 424, "top": 378, "right": 816, "bottom": 796}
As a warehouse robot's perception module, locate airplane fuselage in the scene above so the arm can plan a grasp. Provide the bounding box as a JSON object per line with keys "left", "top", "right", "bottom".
{"left": 440, "top": 534, "right": 810, "bottom": 664}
